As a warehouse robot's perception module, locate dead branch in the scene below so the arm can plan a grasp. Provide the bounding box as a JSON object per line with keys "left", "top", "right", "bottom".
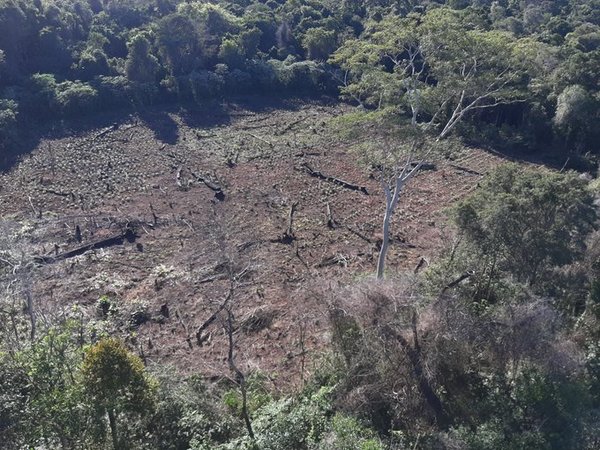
{"left": 441, "top": 271, "right": 474, "bottom": 293}
{"left": 198, "top": 273, "right": 228, "bottom": 284}
{"left": 279, "top": 116, "right": 310, "bottom": 134}
{"left": 43, "top": 189, "right": 71, "bottom": 198}
{"left": 414, "top": 257, "right": 428, "bottom": 274}
{"left": 176, "top": 166, "right": 183, "bottom": 188}
{"left": 224, "top": 305, "right": 255, "bottom": 439}
{"left": 93, "top": 125, "right": 117, "bottom": 140}
{"left": 28, "top": 196, "right": 40, "bottom": 218}
{"left": 245, "top": 132, "right": 274, "bottom": 148}
{"left": 318, "top": 254, "right": 349, "bottom": 268}
{"left": 93, "top": 123, "right": 138, "bottom": 141}
{"left": 195, "top": 291, "right": 232, "bottom": 346}
{"left": 271, "top": 202, "right": 298, "bottom": 245}
{"left": 294, "top": 151, "right": 322, "bottom": 157}
{"left": 411, "top": 162, "right": 436, "bottom": 171}
{"left": 344, "top": 225, "right": 373, "bottom": 244}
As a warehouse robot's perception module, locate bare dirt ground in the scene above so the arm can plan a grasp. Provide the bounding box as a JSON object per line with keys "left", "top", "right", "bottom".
{"left": 0, "top": 97, "right": 508, "bottom": 388}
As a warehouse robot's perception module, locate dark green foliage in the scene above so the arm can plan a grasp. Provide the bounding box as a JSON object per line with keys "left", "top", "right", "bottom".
{"left": 0, "top": 356, "right": 29, "bottom": 448}
{"left": 452, "top": 164, "right": 596, "bottom": 295}
{"left": 0, "top": 0, "right": 596, "bottom": 157}
{"left": 189, "top": 70, "right": 225, "bottom": 102}
{"left": 56, "top": 80, "right": 99, "bottom": 116}
{"left": 155, "top": 13, "right": 202, "bottom": 76}
{"left": 125, "top": 32, "right": 159, "bottom": 83}
{"left": 0, "top": 98, "right": 18, "bottom": 147}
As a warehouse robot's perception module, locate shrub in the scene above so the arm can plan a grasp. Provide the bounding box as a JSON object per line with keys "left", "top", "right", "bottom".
{"left": 56, "top": 81, "right": 99, "bottom": 116}
{"left": 25, "top": 73, "right": 58, "bottom": 119}
{"left": 94, "top": 75, "right": 132, "bottom": 108}
{"left": 189, "top": 70, "right": 224, "bottom": 102}
{"left": 0, "top": 99, "right": 18, "bottom": 144}
{"left": 311, "top": 414, "right": 384, "bottom": 450}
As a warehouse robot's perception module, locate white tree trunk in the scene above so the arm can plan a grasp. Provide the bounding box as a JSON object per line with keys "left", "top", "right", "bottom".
{"left": 377, "top": 199, "right": 393, "bottom": 279}
{"left": 376, "top": 159, "right": 423, "bottom": 279}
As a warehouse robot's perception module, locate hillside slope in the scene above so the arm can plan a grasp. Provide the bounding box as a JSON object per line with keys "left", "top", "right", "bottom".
{"left": 0, "top": 99, "right": 508, "bottom": 384}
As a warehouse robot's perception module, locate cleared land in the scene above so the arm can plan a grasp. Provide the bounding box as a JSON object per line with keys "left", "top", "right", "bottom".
{"left": 0, "top": 98, "right": 508, "bottom": 386}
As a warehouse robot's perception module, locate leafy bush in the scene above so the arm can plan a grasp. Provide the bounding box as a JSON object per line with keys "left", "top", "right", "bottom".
{"left": 452, "top": 164, "right": 596, "bottom": 293}
{"left": 82, "top": 338, "right": 156, "bottom": 448}
{"left": 56, "top": 81, "right": 99, "bottom": 116}
{"left": 189, "top": 70, "right": 225, "bottom": 102}
{"left": 0, "top": 98, "right": 18, "bottom": 143}
{"left": 94, "top": 75, "right": 133, "bottom": 108}
{"left": 25, "top": 73, "right": 58, "bottom": 118}
{"left": 311, "top": 414, "right": 384, "bottom": 450}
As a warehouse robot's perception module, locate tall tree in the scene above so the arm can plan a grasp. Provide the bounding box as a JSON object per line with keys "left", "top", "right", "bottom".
{"left": 155, "top": 13, "right": 201, "bottom": 75}
{"left": 81, "top": 338, "right": 155, "bottom": 449}
{"left": 331, "top": 8, "right": 532, "bottom": 139}
{"left": 331, "top": 8, "right": 534, "bottom": 278}
{"left": 125, "top": 31, "right": 160, "bottom": 83}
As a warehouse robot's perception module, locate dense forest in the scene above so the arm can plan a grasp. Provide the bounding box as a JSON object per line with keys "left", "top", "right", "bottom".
{"left": 1, "top": 0, "right": 599, "bottom": 161}
{"left": 1, "top": 0, "right": 600, "bottom": 449}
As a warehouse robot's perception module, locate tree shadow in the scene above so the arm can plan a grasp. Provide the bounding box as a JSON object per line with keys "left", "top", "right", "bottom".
{"left": 137, "top": 107, "right": 180, "bottom": 145}
{"left": 1, "top": 109, "right": 136, "bottom": 174}
{"left": 462, "top": 134, "right": 596, "bottom": 174}
{"left": 178, "top": 100, "right": 232, "bottom": 129}
{"left": 0, "top": 94, "right": 352, "bottom": 174}
{"left": 177, "top": 94, "right": 319, "bottom": 130}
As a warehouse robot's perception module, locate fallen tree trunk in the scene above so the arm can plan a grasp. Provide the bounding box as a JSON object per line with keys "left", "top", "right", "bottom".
{"left": 34, "top": 227, "right": 136, "bottom": 264}
{"left": 302, "top": 164, "right": 369, "bottom": 195}
{"left": 449, "top": 164, "right": 482, "bottom": 176}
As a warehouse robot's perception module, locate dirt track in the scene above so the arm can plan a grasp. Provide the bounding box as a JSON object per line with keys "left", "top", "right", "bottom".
{"left": 0, "top": 98, "right": 508, "bottom": 386}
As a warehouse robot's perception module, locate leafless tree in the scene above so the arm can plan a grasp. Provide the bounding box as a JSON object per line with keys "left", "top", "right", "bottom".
{"left": 0, "top": 220, "right": 39, "bottom": 348}
{"left": 193, "top": 205, "right": 258, "bottom": 440}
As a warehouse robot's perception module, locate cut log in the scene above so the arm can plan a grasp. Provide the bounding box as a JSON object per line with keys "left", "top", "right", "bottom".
{"left": 326, "top": 202, "right": 338, "bottom": 229}
{"left": 191, "top": 170, "right": 225, "bottom": 201}
{"left": 302, "top": 164, "right": 369, "bottom": 195}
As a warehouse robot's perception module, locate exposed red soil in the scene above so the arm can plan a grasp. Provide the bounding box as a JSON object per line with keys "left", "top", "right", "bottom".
{"left": 0, "top": 98, "right": 508, "bottom": 388}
